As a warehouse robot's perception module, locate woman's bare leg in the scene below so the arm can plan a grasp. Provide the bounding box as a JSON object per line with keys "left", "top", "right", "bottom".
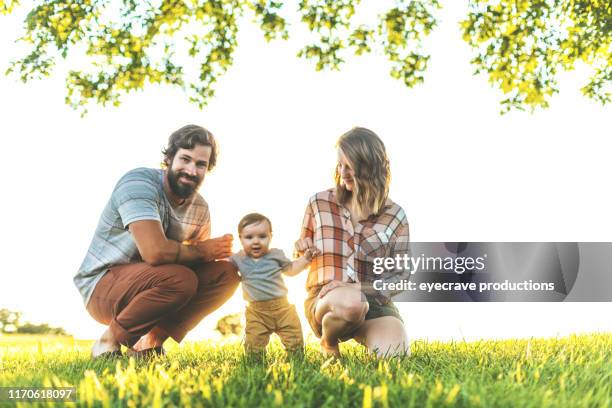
{"left": 314, "top": 286, "right": 369, "bottom": 357}
{"left": 353, "top": 316, "right": 409, "bottom": 358}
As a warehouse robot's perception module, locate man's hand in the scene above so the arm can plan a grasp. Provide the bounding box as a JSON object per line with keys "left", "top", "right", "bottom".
{"left": 295, "top": 237, "right": 314, "bottom": 254}
{"left": 318, "top": 280, "right": 360, "bottom": 298}
{"left": 195, "top": 234, "right": 233, "bottom": 262}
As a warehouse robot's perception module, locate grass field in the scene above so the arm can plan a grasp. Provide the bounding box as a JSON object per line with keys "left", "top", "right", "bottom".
{"left": 0, "top": 333, "right": 610, "bottom": 407}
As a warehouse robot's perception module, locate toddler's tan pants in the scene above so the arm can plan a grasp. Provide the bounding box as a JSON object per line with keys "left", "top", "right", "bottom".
{"left": 244, "top": 296, "right": 303, "bottom": 353}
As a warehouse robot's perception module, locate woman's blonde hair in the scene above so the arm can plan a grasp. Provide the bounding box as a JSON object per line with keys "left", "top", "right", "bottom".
{"left": 335, "top": 127, "right": 390, "bottom": 219}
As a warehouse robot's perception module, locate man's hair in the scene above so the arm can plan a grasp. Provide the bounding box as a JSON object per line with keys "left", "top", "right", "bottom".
{"left": 161, "top": 125, "right": 218, "bottom": 170}
{"left": 335, "top": 127, "right": 390, "bottom": 219}
{"left": 238, "top": 213, "right": 273, "bottom": 235}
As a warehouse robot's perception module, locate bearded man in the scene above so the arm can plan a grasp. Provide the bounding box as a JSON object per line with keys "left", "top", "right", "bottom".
{"left": 74, "top": 125, "right": 238, "bottom": 358}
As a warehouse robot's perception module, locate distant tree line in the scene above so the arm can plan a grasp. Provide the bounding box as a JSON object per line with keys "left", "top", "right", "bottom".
{"left": 0, "top": 308, "right": 68, "bottom": 335}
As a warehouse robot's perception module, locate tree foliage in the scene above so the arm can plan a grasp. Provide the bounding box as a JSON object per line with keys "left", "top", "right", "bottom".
{"left": 0, "top": 308, "right": 68, "bottom": 335}
{"left": 215, "top": 312, "right": 243, "bottom": 337}
{"left": 0, "top": 0, "right": 19, "bottom": 15}
{"left": 4, "top": 0, "right": 439, "bottom": 114}
{"left": 462, "top": 0, "right": 611, "bottom": 113}
{"left": 0, "top": 308, "right": 21, "bottom": 333}
{"left": 15, "top": 322, "right": 68, "bottom": 335}
{"left": 296, "top": 0, "right": 440, "bottom": 87}
{"left": 2, "top": 0, "right": 610, "bottom": 114}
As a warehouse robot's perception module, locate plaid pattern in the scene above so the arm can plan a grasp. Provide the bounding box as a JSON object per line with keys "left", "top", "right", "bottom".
{"left": 299, "top": 189, "right": 410, "bottom": 302}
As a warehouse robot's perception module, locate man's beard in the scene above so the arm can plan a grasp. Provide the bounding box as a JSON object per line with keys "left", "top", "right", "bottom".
{"left": 167, "top": 168, "right": 203, "bottom": 199}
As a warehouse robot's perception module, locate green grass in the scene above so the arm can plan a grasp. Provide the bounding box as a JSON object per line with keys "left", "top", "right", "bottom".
{"left": 0, "top": 333, "right": 610, "bottom": 407}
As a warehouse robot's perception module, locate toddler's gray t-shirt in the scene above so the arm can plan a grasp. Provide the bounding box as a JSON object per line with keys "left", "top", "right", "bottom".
{"left": 230, "top": 249, "right": 292, "bottom": 302}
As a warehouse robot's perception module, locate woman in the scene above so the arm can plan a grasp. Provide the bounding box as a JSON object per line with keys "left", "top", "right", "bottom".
{"left": 295, "top": 127, "right": 411, "bottom": 358}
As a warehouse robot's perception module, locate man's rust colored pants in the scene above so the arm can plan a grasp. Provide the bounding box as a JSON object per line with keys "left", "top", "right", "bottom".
{"left": 86, "top": 261, "right": 239, "bottom": 347}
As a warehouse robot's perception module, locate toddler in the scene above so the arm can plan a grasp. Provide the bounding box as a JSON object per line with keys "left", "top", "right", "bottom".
{"left": 230, "top": 213, "right": 317, "bottom": 354}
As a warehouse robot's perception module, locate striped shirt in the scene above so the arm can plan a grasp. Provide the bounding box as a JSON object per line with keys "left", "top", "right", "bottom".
{"left": 74, "top": 167, "right": 210, "bottom": 305}
{"left": 299, "top": 189, "right": 410, "bottom": 302}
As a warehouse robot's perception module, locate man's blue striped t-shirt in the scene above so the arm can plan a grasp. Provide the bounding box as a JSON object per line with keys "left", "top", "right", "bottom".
{"left": 74, "top": 168, "right": 210, "bottom": 305}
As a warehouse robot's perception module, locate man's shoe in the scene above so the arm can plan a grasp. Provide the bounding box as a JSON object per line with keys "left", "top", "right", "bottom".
{"left": 92, "top": 349, "right": 123, "bottom": 360}
{"left": 127, "top": 346, "right": 166, "bottom": 359}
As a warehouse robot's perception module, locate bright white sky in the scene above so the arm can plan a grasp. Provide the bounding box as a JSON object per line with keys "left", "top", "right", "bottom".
{"left": 0, "top": 1, "right": 610, "bottom": 342}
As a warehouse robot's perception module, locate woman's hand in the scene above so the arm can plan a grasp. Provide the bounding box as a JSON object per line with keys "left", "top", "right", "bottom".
{"left": 318, "top": 280, "right": 360, "bottom": 298}
{"left": 294, "top": 237, "right": 314, "bottom": 254}
{"left": 304, "top": 247, "right": 320, "bottom": 261}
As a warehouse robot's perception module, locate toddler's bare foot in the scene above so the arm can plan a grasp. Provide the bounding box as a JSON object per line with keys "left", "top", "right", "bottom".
{"left": 320, "top": 338, "right": 341, "bottom": 358}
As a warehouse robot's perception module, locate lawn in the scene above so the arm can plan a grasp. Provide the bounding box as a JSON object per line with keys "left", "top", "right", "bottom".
{"left": 0, "top": 333, "right": 610, "bottom": 407}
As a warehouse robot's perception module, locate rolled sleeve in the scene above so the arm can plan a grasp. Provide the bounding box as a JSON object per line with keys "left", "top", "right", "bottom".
{"left": 112, "top": 178, "right": 162, "bottom": 229}
{"left": 295, "top": 202, "right": 315, "bottom": 258}
{"left": 116, "top": 198, "right": 161, "bottom": 228}
{"left": 376, "top": 219, "right": 411, "bottom": 301}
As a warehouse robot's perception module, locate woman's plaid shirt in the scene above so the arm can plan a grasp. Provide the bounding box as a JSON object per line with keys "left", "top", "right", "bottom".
{"left": 299, "top": 189, "right": 411, "bottom": 303}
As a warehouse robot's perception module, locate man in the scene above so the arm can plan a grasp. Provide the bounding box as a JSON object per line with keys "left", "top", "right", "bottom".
{"left": 74, "top": 124, "right": 239, "bottom": 358}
